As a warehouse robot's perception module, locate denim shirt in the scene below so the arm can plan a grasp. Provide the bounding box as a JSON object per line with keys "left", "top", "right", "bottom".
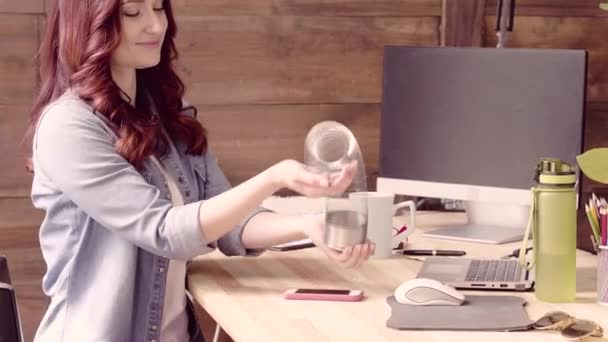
{"left": 31, "top": 91, "right": 267, "bottom": 341}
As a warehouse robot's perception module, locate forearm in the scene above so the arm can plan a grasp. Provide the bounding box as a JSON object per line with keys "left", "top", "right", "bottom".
{"left": 241, "top": 212, "right": 311, "bottom": 249}
{"left": 198, "top": 167, "right": 280, "bottom": 242}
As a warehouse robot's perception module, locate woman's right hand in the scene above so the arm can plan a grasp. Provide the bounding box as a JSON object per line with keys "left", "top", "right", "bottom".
{"left": 269, "top": 159, "right": 357, "bottom": 197}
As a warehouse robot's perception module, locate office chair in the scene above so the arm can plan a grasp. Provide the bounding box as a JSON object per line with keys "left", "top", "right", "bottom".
{"left": 0, "top": 256, "right": 24, "bottom": 342}
{"left": 0, "top": 255, "right": 12, "bottom": 284}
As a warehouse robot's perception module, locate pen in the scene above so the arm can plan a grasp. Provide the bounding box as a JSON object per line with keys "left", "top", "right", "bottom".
{"left": 586, "top": 203, "right": 601, "bottom": 244}
{"left": 590, "top": 235, "right": 599, "bottom": 254}
{"left": 398, "top": 249, "right": 466, "bottom": 256}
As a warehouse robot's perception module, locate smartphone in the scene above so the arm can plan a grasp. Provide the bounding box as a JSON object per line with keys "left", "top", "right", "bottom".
{"left": 270, "top": 238, "right": 315, "bottom": 252}
{"left": 283, "top": 288, "right": 364, "bottom": 302}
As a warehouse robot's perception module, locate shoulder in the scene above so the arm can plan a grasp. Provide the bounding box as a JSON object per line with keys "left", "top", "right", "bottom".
{"left": 35, "top": 90, "right": 114, "bottom": 148}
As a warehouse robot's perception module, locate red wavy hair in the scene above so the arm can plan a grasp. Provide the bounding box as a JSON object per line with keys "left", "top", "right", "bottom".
{"left": 28, "top": 0, "right": 207, "bottom": 170}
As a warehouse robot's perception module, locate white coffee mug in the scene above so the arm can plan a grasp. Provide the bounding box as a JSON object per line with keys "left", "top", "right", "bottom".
{"left": 349, "top": 192, "right": 416, "bottom": 259}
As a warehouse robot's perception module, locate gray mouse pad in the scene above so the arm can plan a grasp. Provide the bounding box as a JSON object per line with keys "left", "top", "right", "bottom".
{"left": 386, "top": 295, "right": 534, "bottom": 331}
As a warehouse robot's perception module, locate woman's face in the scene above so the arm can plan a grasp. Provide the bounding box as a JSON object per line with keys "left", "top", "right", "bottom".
{"left": 112, "top": 0, "right": 168, "bottom": 70}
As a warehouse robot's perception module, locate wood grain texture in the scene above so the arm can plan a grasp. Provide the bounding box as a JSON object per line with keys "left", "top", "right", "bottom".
{"left": 486, "top": 0, "right": 608, "bottom": 17}
{"left": 196, "top": 103, "right": 380, "bottom": 188}
{"left": 483, "top": 16, "right": 608, "bottom": 102}
{"left": 0, "top": 0, "right": 44, "bottom": 14}
{"left": 0, "top": 198, "right": 44, "bottom": 229}
{"left": 188, "top": 209, "right": 604, "bottom": 342}
{"left": 441, "top": 0, "right": 487, "bottom": 46}
{"left": 193, "top": 301, "right": 234, "bottom": 342}
{"left": 175, "top": 16, "right": 439, "bottom": 105}
{"left": 172, "top": 0, "right": 442, "bottom": 17}
{"left": 0, "top": 104, "right": 35, "bottom": 197}
{"left": 0, "top": 15, "right": 38, "bottom": 105}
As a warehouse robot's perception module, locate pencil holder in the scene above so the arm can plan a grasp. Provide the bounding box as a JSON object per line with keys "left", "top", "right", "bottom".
{"left": 598, "top": 246, "right": 608, "bottom": 306}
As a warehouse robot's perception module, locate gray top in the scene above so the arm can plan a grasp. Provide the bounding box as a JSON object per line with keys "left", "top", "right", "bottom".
{"left": 32, "top": 90, "right": 268, "bottom": 341}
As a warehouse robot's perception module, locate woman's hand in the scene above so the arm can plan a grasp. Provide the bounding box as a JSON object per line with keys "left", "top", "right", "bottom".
{"left": 302, "top": 214, "right": 375, "bottom": 268}
{"left": 269, "top": 159, "right": 357, "bottom": 197}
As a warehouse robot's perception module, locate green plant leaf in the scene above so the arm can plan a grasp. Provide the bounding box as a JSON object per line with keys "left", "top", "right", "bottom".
{"left": 577, "top": 148, "right": 608, "bottom": 183}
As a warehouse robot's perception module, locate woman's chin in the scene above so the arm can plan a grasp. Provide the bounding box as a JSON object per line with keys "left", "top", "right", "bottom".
{"left": 136, "top": 58, "right": 161, "bottom": 70}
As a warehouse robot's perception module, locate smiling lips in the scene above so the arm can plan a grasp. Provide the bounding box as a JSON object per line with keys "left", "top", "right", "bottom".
{"left": 137, "top": 40, "right": 161, "bottom": 48}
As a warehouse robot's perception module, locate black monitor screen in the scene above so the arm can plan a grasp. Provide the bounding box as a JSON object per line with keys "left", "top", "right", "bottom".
{"left": 380, "top": 46, "right": 586, "bottom": 191}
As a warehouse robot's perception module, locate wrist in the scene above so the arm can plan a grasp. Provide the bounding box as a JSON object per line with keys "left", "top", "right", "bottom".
{"left": 299, "top": 214, "right": 322, "bottom": 238}
{"left": 265, "top": 161, "right": 286, "bottom": 192}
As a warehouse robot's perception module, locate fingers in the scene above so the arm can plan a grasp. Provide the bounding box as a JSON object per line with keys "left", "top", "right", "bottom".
{"left": 327, "top": 161, "right": 357, "bottom": 192}
{"left": 352, "top": 241, "right": 375, "bottom": 268}
{"left": 344, "top": 245, "right": 363, "bottom": 268}
{"left": 290, "top": 183, "right": 334, "bottom": 198}
{"left": 331, "top": 246, "right": 352, "bottom": 264}
{"left": 294, "top": 161, "right": 357, "bottom": 197}
{"left": 354, "top": 244, "right": 369, "bottom": 268}
{"left": 330, "top": 240, "right": 375, "bottom": 268}
{"left": 295, "top": 170, "right": 330, "bottom": 188}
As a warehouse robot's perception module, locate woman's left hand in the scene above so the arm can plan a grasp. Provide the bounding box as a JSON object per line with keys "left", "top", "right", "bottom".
{"left": 303, "top": 214, "right": 375, "bottom": 268}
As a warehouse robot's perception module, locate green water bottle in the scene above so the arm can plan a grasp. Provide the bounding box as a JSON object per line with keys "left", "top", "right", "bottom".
{"left": 525, "top": 158, "right": 577, "bottom": 302}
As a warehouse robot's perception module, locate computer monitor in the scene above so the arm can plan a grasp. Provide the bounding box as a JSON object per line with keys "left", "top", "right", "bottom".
{"left": 377, "top": 46, "right": 587, "bottom": 244}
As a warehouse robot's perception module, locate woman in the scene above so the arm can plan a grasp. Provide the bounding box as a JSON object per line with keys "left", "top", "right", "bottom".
{"left": 28, "top": 0, "right": 374, "bottom": 341}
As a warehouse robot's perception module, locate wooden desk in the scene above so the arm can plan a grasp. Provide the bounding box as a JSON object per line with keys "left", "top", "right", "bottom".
{"left": 187, "top": 211, "right": 608, "bottom": 342}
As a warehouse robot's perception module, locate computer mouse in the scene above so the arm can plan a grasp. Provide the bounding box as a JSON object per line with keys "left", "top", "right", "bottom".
{"left": 394, "top": 278, "right": 465, "bottom": 306}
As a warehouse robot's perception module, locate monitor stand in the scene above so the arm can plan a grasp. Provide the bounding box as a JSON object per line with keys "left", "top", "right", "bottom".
{"left": 422, "top": 200, "right": 530, "bottom": 244}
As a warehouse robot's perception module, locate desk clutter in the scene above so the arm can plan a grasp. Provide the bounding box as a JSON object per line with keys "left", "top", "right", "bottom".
{"left": 585, "top": 193, "right": 608, "bottom": 249}
{"left": 583, "top": 193, "right": 608, "bottom": 306}
{"left": 387, "top": 278, "right": 605, "bottom": 339}
{"left": 386, "top": 294, "right": 532, "bottom": 332}
{"left": 386, "top": 278, "right": 533, "bottom": 331}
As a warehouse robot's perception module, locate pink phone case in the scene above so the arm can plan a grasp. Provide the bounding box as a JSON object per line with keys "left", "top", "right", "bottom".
{"left": 283, "top": 289, "right": 364, "bottom": 302}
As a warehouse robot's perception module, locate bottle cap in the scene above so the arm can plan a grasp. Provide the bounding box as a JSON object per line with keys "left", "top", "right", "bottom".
{"left": 534, "top": 158, "right": 576, "bottom": 185}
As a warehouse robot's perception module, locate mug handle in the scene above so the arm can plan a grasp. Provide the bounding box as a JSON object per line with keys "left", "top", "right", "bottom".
{"left": 392, "top": 200, "right": 416, "bottom": 239}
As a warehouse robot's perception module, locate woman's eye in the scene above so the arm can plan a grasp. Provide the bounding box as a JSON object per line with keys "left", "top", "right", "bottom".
{"left": 123, "top": 11, "right": 140, "bottom": 17}
{"left": 153, "top": 7, "right": 164, "bottom": 12}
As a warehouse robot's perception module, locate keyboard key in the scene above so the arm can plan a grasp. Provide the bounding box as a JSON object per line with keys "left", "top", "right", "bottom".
{"left": 486, "top": 260, "right": 498, "bottom": 282}
{"left": 515, "top": 265, "right": 523, "bottom": 280}
{"left": 467, "top": 259, "right": 525, "bottom": 283}
{"left": 466, "top": 260, "right": 480, "bottom": 281}
{"left": 495, "top": 261, "right": 507, "bottom": 282}
{"left": 506, "top": 261, "right": 516, "bottom": 281}
{"left": 476, "top": 260, "right": 489, "bottom": 281}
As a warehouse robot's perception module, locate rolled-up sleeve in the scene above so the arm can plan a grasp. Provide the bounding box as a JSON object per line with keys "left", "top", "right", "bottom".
{"left": 199, "top": 149, "right": 272, "bottom": 256}
{"left": 34, "top": 100, "right": 209, "bottom": 261}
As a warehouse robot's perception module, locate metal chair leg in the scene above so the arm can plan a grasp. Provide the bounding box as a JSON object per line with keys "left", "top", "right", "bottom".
{"left": 212, "top": 324, "right": 221, "bottom": 342}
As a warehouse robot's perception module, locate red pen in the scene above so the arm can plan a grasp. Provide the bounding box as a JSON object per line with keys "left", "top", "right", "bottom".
{"left": 392, "top": 224, "right": 407, "bottom": 236}
{"left": 600, "top": 209, "right": 608, "bottom": 246}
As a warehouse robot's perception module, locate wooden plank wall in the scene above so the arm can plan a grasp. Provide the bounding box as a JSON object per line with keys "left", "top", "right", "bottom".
{"left": 1, "top": 0, "right": 607, "bottom": 340}
{"left": 0, "top": 2, "right": 48, "bottom": 341}
{"left": 174, "top": 1, "right": 442, "bottom": 188}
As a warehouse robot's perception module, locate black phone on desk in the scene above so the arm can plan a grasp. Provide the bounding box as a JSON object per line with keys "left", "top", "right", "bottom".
{"left": 270, "top": 239, "right": 316, "bottom": 252}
